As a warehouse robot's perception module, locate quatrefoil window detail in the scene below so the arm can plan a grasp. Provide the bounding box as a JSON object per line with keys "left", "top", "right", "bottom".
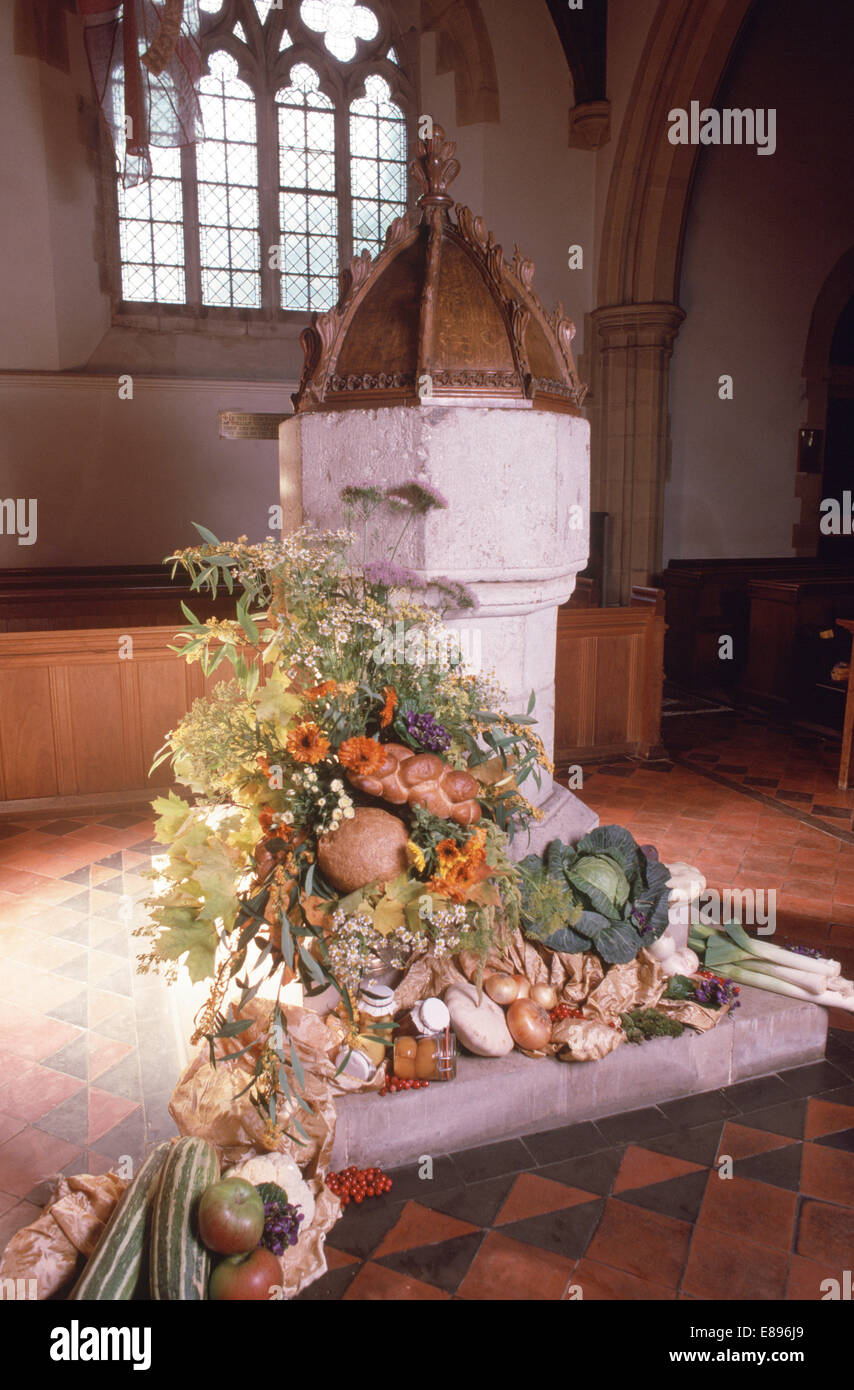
{"left": 299, "top": 0, "right": 379, "bottom": 62}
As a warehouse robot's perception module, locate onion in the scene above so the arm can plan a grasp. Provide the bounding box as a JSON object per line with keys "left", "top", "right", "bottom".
{"left": 511, "top": 973, "right": 531, "bottom": 999}
{"left": 484, "top": 973, "right": 519, "bottom": 1005}
{"left": 530, "top": 983, "right": 557, "bottom": 1011}
{"left": 506, "top": 998, "right": 551, "bottom": 1051}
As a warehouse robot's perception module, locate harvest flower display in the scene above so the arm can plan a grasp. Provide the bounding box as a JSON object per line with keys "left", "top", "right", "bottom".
{"left": 137, "top": 482, "right": 549, "bottom": 1139}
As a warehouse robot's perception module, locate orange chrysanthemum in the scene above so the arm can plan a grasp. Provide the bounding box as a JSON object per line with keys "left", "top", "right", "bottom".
{"left": 304, "top": 680, "right": 338, "bottom": 701}
{"left": 337, "top": 736, "right": 387, "bottom": 776}
{"left": 429, "top": 830, "right": 488, "bottom": 902}
{"left": 380, "top": 686, "right": 397, "bottom": 728}
{"left": 286, "top": 721, "right": 330, "bottom": 764}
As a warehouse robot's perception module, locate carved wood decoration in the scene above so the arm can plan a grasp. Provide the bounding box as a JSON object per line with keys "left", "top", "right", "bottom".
{"left": 292, "top": 122, "right": 587, "bottom": 414}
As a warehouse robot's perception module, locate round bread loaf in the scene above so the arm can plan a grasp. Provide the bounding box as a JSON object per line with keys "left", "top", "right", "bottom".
{"left": 317, "top": 807, "right": 409, "bottom": 894}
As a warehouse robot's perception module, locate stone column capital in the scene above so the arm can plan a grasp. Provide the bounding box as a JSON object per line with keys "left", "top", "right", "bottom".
{"left": 568, "top": 100, "right": 611, "bottom": 150}
{"left": 591, "top": 302, "right": 686, "bottom": 351}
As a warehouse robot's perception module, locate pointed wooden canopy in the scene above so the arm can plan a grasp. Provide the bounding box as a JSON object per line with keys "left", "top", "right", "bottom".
{"left": 292, "top": 123, "right": 587, "bottom": 414}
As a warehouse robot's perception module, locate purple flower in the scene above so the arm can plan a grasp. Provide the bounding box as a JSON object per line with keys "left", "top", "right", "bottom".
{"left": 364, "top": 560, "right": 422, "bottom": 590}
{"left": 785, "top": 942, "right": 824, "bottom": 959}
{"left": 261, "top": 1200, "right": 304, "bottom": 1255}
{"left": 405, "top": 709, "right": 452, "bottom": 752}
{"left": 694, "top": 976, "right": 739, "bottom": 1010}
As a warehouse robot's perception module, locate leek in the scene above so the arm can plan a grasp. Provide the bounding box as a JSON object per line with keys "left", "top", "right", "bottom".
{"left": 735, "top": 958, "right": 826, "bottom": 994}
{"left": 692, "top": 920, "right": 840, "bottom": 978}
{"left": 710, "top": 963, "right": 854, "bottom": 1013}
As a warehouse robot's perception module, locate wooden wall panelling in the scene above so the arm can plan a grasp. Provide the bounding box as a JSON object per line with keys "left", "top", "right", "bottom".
{"left": 0, "top": 664, "right": 59, "bottom": 800}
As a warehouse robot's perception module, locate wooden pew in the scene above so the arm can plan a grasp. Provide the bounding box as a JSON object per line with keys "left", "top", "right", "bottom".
{"left": 0, "top": 565, "right": 233, "bottom": 632}
{"left": 657, "top": 557, "right": 854, "bottom": 695}
{"left": 741, "top": 576, "right": 854, "bottom": 726}
{"left": 554, "top": 587, "right": 666, "bottom": 772}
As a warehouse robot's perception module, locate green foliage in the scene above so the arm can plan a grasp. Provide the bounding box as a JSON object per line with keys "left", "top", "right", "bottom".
{"left": 255, "top": 1181, "right": 290, "bottom": 1208}
{"left": 662, "top": 974, "right": 695, "bottom": 1000}
{"left": 620, "top": 1008, "right": 685, "bottom": 1044}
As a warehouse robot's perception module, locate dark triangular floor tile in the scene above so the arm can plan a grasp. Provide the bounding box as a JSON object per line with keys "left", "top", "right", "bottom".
{"left": 33, "top": 1088, "right": 89, "bottom": 1144}
{"left": 538, "top": 1147, "right": 624, "bottom": 1196}
{"left": 96, "top": 849, "right": 127, "bottom": 867}
{"left": 815, "top": 1127, "right": 854, "bottom": 1154}
{"left": 595, "top": 1107, "right": 673, "bottom": 1144}
{"left": 422, "top": 1175, "right": 515, "bottom": 1228}
{"left": 127, "top": 840, "right": 156, "bottom": 855}
{"left": 736, "top": 1098, "right": 809, "bottom": 1140}
{"left": 448, "top": 1138, "right": 535, "bottom": 1185}
{"left": 43, "top": 1033, "right": 89, "bottom": 1079}
{"left": 98, "top": 816, "right": 140, "bottom": 830}
{"left": 723, "top": 1074, "right": 793, "bottom": 1112}
{"left": 60, "top": 868, "right": 92, "bottom": 887}
{"left": 779, "top": 1061, "right": 849, "bottom": 1096}
{"left": 46, "top": 992, "right": 89, "bottom": 1029}
{"left": 94, "top": 1107, "right": 145, "bottom": 1161}
{"left": 616, "top": 1170, "right": 710, "bottom": 1224}
{"left": 659, "top": 1090, "right": 739, "bottom": 1128}
{"left": 327, "top": 1198, "right": 408, "bottom": 1260}
{"left": 62, "top": 890, "right": 98, "bottom": 912}
{"left": 500, "top": 1197, "right": 603, "bottom": 1260}
{"left": 97, "top": 962, "right": 133, "bottom": 996}
{"left": 377, "top": 1230, "right": 485, "bottom": 1294}
{"left": 54, "top": 918, "right": 89, "bottom": 947}
{"left": 523, "top": 1120, "right": 609, "bottom": 1165}
{"left": 733, "top": 1142, "right": 803, "bottom": 1191}
{"left": 295, "top": 1264, "right": 361, "bottom": 1301}
{"left": 54, "top": 956, "right": 91, "bottom": 983}
{"left": 817, "top": 1084, "right": 854, "bottom": 1107}
{"left": 93, "top": 1051, "right": 142, "bottom": 1100}
{"left": 97, "top": 930, "right": 131, "bottom": 957}
{"left": 94, "top": 1005, "right": 137, "bottom": 1043}
{"left": 95, "top": 879, "right": 126, "bottom": 896}
{"left": 643, "top": 1121, "right": 725, "bottom": 1167}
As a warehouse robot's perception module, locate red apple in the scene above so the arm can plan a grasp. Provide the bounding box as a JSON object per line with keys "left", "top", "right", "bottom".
{"left": 209, "top": 1246, "right": 282, "bottom": 1301}
{"left": 198, "top": 1177, "right": 265, "bottom": 1255}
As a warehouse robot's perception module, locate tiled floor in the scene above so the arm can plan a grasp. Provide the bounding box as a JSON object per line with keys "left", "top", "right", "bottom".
{"left": 1, "top": 701, "right": 854, "bottom": 1295}
{"left": 0, "top": 814, "right": 182, "bottom": 1256}
{"left": 301, "top": 1053, "right": 854, "bottom": 1300}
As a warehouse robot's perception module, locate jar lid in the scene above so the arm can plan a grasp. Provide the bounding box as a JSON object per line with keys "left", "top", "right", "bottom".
{"left": 334, "top": 1047, "right": 376, "bottom": 1081}
{"left": 358, "top": 981, "right": 395, "bottom": 1017}
{"left": 414, "top": 997, "right": 451, "bottom": 1033}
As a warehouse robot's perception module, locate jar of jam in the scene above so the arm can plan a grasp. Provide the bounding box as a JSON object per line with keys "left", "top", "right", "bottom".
{"left": 357, "top": 981, "right": 396, "bottom": 1066}
{"left": 393, "top": 997, "right": 457, "bottom": 1082}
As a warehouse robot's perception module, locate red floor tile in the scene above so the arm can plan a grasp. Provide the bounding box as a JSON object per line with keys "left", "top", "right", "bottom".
{"left": 584, "top": 1198, "right": 692, "bottom": 1289}
{"left": 797, "top": 1198, "right": 854, "bottom": 1266}
{"left": 786, "top": 1252, "right": 848, "bottom": 1301}
{"left": 696, "top": 1173, "right": 796, "bottom": 1251}
{"left": 0, "top": 1126, "right": 82, "bottom": 1197}
{"left": 457, "top": 1229, "right": 576, "bottom": 1301}
{"left": 681, "top": 1226, "right": 789, "bottom": 1300}
{"left": 800, "top": 1143, "right": 854, "bottom": 1207}
{"left": 570, "top": 1257, "right": 675, "bottom": 1300}
{"left": 373, "top": 1201, "right": 479, "bottom": 1257}
{"left": 613, "top": 1145, "right": 705, "bottom": 1193}
{"left": 494, "top": 1173, "right": 599, "bottom": 1225}
{"left": 343, "top": 1261, "right": 450, "bottom": 1300}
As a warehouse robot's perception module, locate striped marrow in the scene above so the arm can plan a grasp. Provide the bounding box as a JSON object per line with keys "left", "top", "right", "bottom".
{"left": 149, "top": 1136, "right": 220, "bottom": 1300}
{"left": 68, "top": 1142, "right": 171, "bottom": 1300}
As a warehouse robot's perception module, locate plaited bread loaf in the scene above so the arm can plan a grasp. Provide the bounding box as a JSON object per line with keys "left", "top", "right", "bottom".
{"left": 346, "top": 742, "right": 482, "bottom": 826}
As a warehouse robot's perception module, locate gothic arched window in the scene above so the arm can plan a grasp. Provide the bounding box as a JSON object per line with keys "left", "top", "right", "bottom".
{"left": 113, "top": 0, "right": 412, "bottom": 316}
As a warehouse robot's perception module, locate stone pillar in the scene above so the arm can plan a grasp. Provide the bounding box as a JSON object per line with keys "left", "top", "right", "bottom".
{"left": 281, "top": 400, "right": 599, "bottom": 851}
{"left": 589, "top": 303, "right": 685, "bottom": 604}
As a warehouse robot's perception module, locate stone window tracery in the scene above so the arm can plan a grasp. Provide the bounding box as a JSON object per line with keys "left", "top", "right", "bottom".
{"left": 111, "top": 0, "right": 412, "bottom": 316}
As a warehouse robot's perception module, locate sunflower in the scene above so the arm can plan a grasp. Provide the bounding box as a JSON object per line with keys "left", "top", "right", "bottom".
{"left": 337, "top": 736, "right": 387, "bottom": 776}
{"left": 429, "top": 830, "right": 488, "bottom": 901}
{"left": 286, "top": 721, "right": 330, "bottom": 764}
{"left": 380, "top": 685, "right": 397, "bottom": 728}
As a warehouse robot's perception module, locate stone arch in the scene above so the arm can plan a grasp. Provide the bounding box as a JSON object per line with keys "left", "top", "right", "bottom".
{"left": 590, "top": 0, "right": 755, "bottom": 600}
{"left": 419, "top": 0, "right": 499, "bottom": 126}
{"left": 794, "top": 246, "right": 854, "bottom": 553}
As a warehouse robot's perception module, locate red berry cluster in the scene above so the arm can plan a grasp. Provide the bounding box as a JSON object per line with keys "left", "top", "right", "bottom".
{"left": 549, "top": 1002, "right": 584, "bottom": 1023}
{"left": 380, "top": 1076, "right": 430, "bottom": 1095}
{"left": 326, "top": 1167, "right": 392, "bottom": 1206}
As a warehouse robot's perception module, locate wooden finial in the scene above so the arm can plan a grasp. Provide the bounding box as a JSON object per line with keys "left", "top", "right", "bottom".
{"left": 409, "top": 120, "right": 460, "bottom": 212}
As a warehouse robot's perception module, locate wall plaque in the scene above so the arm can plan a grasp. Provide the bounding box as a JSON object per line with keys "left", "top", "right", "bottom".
{"left": 218, "top": 411, "right": 291, "bottom": 440}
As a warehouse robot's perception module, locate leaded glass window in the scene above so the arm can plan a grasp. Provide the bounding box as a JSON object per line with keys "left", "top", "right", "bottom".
{"left": 111, "top": 0, "right": 413, "bottom": 317}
